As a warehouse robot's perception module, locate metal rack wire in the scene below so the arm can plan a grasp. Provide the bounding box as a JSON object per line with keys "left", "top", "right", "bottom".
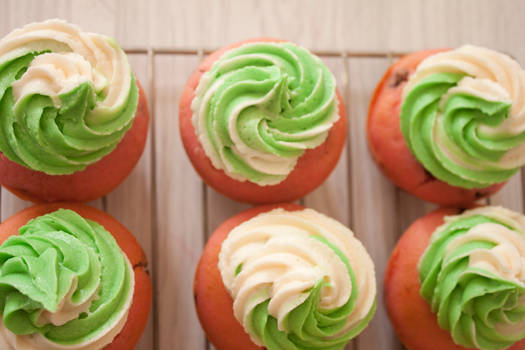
{"left": 124, "top": 46, "right": 407, "bottom": 57}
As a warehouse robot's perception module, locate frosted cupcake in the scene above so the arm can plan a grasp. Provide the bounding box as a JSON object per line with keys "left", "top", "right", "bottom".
{"left": 367, "top": 46, "right": 525, "bottom": 205}
{"left": 0, "top": 20, "right": 149, "bottom": 202}
{"left": 0, "top": 203, "right": 152, "bottom": 349}
{"left": 180, "top": 39, "right": 347, "bottom": 204}
{"left": 194, "top": 204, "right": 376, "bottom": 350}
{"left": 385, "top": 206, "right": 525, "bottom": 350}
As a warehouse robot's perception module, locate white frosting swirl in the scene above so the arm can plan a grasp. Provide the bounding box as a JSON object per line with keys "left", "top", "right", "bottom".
{"left": 0, "top": 258, "right": 134, "bottom": 350}
{"left": 38, "top": 276, "right": 100, "bottom": 327}
{"left": 0, "top": 19, "right": 131, "bottom": 124}
{"left": 12, "top": 52, "right": 94, "bottom": 108}
{"left": 218, "top": 208, "right": 376, "bottom": 345}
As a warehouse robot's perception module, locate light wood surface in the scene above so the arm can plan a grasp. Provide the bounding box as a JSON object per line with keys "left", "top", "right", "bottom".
{"left": 1, "top": 1, "right": 525, "bottom": 349}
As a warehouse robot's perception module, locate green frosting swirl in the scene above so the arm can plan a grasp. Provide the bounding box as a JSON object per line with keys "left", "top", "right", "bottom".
{"left": 401, "top": 72, "right": 520, "bottom": 188}
{"left": 0, "top": 52, "right": 138, "bottom": 175}
{"left": 245, "top": 237, "right": 375, "bottom": 350}
{"left": 0, "top": 209, "right": 133, "bottom": 345}
{"left": 419, "top": 208, "right": 525, "bottom": 350}
{"left": 0, "top": 20, "right": 139, "bottom": 175}
{"left": 192, "top": 42, "right": 339, "bottom": 185}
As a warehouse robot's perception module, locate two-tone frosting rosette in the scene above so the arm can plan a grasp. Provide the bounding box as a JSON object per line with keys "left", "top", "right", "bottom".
{"left": 386, "top": 206, "right": 525, "bottom": 350}
{"left": 194, "top": 204, "right": 376, "bottom": 350}
{"left": 0, "top": 20, "right": 149, "bottom": 202}
{"left": 368, "top": 45, "right": 525, "bottom": 205}
{"left": 402, "top": 46, "right": 525, "bottom": 189}
{"left": 180, "top": 39, "right": 347, "bottom": 204}
{"left": 0, "top": 203, "right": 152, "bottom": 350}
{"left": 420, "top": 207, "right": 525, "bottom": 349}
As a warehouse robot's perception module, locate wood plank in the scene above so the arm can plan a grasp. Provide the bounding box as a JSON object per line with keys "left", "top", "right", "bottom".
{"left": 489, "top": 171, "right": 524, "bottom": 212}
{"left": 346, "top": 57, "right": 403, "bottom": 350}
{"left": 204, "top": 188, "right": 249, "bottom": 350}
{"left": 0, "top": 1, "right": 72, "bottom": 36}
{"left": 0, "top": 190, "right": 32, "bottom": 221}
{"left": 103, "top": 53, "right": 154, "bottom": 350}
{"left": 0, "top": 1, "right": 118, "bottom": 40}
{"left": 303, "top": 56, "right": 350, "bottom": 227}
{"left": 145, "top": 0, "right": 525, "bottom": 61}
{"left": 0, "top": 189, "right": 103, "bottom": 220}
{"left": 153, "top": 54, "right": 206, "bottom": 350}
{"left": 397, "top": 190, "right": 436, "bottom": 235}
{"left": 0, "top": 186, "right": 104, "bottom": 220}
{"left": 2, "top": 0, "right": 525, "bottom": 62}
{"left": 205, "top": 188, "right": 251, "bottom": 241}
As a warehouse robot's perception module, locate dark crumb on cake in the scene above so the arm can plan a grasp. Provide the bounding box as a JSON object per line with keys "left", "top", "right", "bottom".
{"left": 193, "top": 291, "right": 198, "bottom": 303}
{"left": 474, "top": 191, "right": 484, "bottom": 199}
{"left": 423, "top": 168, "right": 436, "bottom": 181}
{"left": 388, "top": 69, "right": 409, "bottom": 88}
{"left": 416, "top": 168, "right": 440, "bottom": 188}
{"left": 133, "top": 261, "right": 150, "bottom": 275}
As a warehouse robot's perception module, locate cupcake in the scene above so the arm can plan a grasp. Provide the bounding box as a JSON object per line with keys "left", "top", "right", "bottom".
{"left": 367, "top": 45, "right": 525, "bottom": 205}
{"left": 385, "top": 206, "right": 525, "bottom": 350}
{"left": 0, "top": 19, "right": 149, "bottom": 202}
{"left": 179, "top": 39, "right": 347, "bottom": 204}
{"left": 0, "top": 203, "right": 152, "bottom": 349}
{"left": 194, "top": 204, "right": 376, "bottom": 350}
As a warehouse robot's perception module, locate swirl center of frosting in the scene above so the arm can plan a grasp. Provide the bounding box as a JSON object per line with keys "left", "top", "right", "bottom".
{"left": 419, "top": 206, "right": 525, "bottom": 350}
{"left": 12, "top": 52, "right": 97, "bottom": 108}
{"left": 218, "top": 208, "right": 376, "bottom": 350}
{"left": 191, "top": 42, "right": 340, "bottom": 186}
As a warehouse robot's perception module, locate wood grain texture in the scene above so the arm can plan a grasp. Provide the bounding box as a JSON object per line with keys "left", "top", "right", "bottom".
{"left": 2, "top": 1, "right": 525, "bottom": 350}
{"left": 2, "top": 0, "right": 525, "bottom": 58}
{"left": 303, "top": 57, "right": 351, "bottom": 227}
{"left": 488, "top": 171, "right": 524, "bottom": 212}
{"left": 346, "top": 57, "right": 402, "bottom": 350}
{"left": 153, "top": 54, "right": 206, "bottom": 350}
{"left": 105, "top": 53, "right": 154, "bottom": 349}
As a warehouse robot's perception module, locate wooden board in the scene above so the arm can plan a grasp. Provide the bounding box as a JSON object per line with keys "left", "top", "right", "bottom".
{"left": 1, "top": 1, "right": 525, "bottom": 349}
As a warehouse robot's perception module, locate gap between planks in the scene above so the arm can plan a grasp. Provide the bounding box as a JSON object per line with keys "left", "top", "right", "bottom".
{"left": 147, "top": 48, "right": 161, "bottom": 350}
